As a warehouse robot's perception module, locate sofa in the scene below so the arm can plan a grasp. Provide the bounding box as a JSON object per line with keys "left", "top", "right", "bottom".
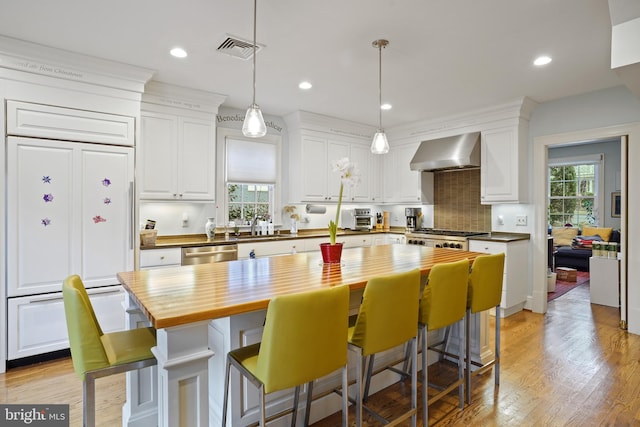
{"left": 552, "top": 226, "right": 620, "bottom": 272}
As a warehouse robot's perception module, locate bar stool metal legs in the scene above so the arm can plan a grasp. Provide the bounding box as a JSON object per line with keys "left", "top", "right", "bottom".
{"left": 465, "top": 253, "right": 505, "bottom": 404}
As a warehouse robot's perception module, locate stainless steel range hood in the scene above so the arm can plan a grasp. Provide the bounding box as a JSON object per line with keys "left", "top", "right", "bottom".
{"left": 410, "top": 132, "right": 481, "bottom": 171}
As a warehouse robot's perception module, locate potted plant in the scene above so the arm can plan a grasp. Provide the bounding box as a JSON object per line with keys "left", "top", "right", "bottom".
{"left": 321, "top": 158, "right": 361, "bottom": 264}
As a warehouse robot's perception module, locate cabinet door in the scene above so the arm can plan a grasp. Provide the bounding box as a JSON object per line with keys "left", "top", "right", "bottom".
{"left": 300, "top": 136, "right": 328, "bottom": 201}
{"left": 7, "top": 137, "right": 134, "bottom": 296}
{"left": 139, "top": 112, "right": 178, "bottom": 199}
{"left": 348, "top": 144, "right": 371, "bottom": 202}
{"left": 480, "top": 128, "right": 519, "bottom": 203}
{"left": 140, "top": 248, "right": 182, "bottom": 269}
{"left": 7, "top": 139, "right": 75, "bottom": 296}
{"left": 326, "top": 140, "right": 349, "bottom": 201}
{"left": 178, "top": 117, "right": 216, "bottom": 200}
{"left": 80, "top": 145, "right": 135, "bottom": 288}
{"left": 384, "top": 143, "right": 422, "bottom": 203}
{"left": 7, "top": 286, "right": 125, "bottom": 360}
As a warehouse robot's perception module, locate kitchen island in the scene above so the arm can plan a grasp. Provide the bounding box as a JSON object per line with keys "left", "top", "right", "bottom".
{"left": 117, "top": 244, "right": 487, "bottom": 427}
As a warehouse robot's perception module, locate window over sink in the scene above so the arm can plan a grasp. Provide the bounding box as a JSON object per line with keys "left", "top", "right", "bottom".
{"left": 217, "top": 128, "right": 281, "bottom": 226}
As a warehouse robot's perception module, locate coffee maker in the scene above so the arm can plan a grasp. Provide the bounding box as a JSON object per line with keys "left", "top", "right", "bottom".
{"left": 405, "top": 207, "right": 421, "bottom": 231}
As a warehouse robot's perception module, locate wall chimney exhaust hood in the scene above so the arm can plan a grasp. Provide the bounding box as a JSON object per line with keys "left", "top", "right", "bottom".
{"left": 410, "top": 132, "right": 481, "bottom": 172}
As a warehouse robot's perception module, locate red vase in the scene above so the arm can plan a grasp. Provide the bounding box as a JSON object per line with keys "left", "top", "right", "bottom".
{"left": 320, "top": 242, "right": 343, "bottom": 264}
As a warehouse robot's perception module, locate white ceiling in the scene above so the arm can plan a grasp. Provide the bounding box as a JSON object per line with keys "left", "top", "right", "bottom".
{"left": 0, "top": 0, "right": 625, "bottom": 128}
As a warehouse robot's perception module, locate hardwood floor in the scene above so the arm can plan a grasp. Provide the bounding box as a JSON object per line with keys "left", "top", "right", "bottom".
{"left": 2, "top": 283, "right": 637, "bottom": 426}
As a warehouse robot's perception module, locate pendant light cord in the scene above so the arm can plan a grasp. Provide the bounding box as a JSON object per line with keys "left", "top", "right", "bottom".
{"left": 252, "top": 0, "right": 257, "bottom": 106}
{"left": 378, "top": 42, "right": 382, "bottom": 130}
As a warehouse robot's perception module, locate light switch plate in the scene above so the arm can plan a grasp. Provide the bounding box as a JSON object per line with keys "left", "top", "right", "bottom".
{"left": 516, "top": 215, "right": 527, "bottom": 226}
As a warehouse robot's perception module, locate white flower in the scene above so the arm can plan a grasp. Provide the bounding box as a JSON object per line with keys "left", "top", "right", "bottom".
{"left": 331, "top": 157, "right": 361, "bottom": 187}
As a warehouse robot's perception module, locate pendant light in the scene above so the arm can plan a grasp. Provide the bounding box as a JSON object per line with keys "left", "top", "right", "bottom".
{"left": 242, "top": 0, "right": 267, "bottom": 138}
{"left": 370, "top": 39, "right": 390, "bottom": 154}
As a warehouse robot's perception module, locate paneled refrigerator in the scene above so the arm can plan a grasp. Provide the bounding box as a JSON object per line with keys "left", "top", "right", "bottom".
{"left": 6, "top": 135, "right": 134, "bottom": 361}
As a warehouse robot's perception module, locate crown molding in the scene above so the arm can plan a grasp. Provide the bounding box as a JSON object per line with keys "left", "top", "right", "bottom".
{"left": 0, "top": 35, "right": 154, "bottom": 93}
{"left": 142, "top": 81, "right": 227, "bottom": 115}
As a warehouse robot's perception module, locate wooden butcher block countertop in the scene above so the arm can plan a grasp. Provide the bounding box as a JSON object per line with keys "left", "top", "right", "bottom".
{"left": 118, "top": 245, "right": 484, "bottom": 329}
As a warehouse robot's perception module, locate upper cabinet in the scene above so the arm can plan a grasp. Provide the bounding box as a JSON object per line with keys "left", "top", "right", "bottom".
{"left": 480, "top": 125, "right": 528, "bottom": 204}
{"left": 139, "top": 111, "right": 215, "bottom": 200}
{"left": 285, "top": 111, "right": 380, "bottom": 203}
{"left": 389, "top": 97, "right": 536, "bottom": 206}
{"left": 139, "top": 82, "right": 226, "bottom": 201}
{"left": 383, "top": 142, "right": 434, "bottom": 204}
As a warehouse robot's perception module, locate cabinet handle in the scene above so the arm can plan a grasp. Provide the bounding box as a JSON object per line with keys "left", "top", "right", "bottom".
{"left": 129, "top": 181, "right": 134, "bottom": 250}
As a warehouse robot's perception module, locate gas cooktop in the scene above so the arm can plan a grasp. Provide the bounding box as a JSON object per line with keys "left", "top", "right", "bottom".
{"left": 409, "top": 229, "right": 486, "bottom": 237}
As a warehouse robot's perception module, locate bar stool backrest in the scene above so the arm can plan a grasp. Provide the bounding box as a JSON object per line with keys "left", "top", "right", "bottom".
{"left": 349, "top": 269, "right": 420, "bottom": 356}
{"left": 63, "top": 275, "right": 110, "bottom": 380}
{"left": 256, "top": 285, "right": 350, "bottom": 393}
{"left": 420, "top": 259, "right": 469, "bottom": 330}
{"left": 468, "top": 253, "right": 505, "bottom": 314}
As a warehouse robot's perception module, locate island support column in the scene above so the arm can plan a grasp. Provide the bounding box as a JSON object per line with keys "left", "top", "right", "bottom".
{"left": 152, "top": 321, "right": 214, "bottom": 427}
{"left": 122, "top": 294, "right": 158, "bottom": 427}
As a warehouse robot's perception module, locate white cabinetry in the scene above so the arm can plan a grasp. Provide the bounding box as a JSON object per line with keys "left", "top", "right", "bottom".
{"left": 480, "top": 125, "right": 528, "bottom": 204}
{"left": 348, "top": 144, "right": 373, "bottom": 202}
{"left": 589, "top": 257, "right": 620, "bottom": 307}
{"left": 468, "top": 239, "right": 529, "bottom": 317}
{"left": 339, "top": 235, "right": 373, "bottom": 248}
{"left": 383, "top": 142, "right": 434, "bottom": 204}
{"left": 139, "top": 248, "right": 182, "bottom": 269}
{"left": 7, "top": 286, "right": 125, "bottom": 360}
{"left": 296, "top": 135, "right": 349, "bottom": 202}
{"left": 7, "top": 101, "right": 134, "bottom": 146}
{"left": 285, "top": 111, "right": 380, "bottom": 203}
{"left": 237, "top": 240, "right": 301, "bottom": 259}
{"left": 139, "top": 110, "right": 215, "bottom": 200}
{"left": 7, "top": 137, "right": 134, "bottom": 297}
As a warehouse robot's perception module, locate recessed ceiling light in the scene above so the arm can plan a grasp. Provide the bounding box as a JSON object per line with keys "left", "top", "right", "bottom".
{"left": 534, "top": 55, "right": 552, "bottom": 66}
{"left": 170, "top": 47, "right": 188, "bottom": 58}
{"left": 299, "top": 81, "right": 312, "bottom": 90}
{"left": 381, "top": 103, "right": 392, "bottom": 110}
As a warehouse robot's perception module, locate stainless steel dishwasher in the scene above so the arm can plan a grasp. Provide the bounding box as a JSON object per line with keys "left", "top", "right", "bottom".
{"left": 181, "top": 244, "right": 238, "bottom": 265}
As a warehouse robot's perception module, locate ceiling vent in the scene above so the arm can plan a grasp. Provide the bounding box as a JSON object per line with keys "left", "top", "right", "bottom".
{"left": 216, "top": 34, "right": 263, "bottom": 60}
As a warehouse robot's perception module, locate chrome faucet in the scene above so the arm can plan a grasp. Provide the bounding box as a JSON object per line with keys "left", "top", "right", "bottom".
{"left": 250, "top": 214, "right": 260, "bottom": 236}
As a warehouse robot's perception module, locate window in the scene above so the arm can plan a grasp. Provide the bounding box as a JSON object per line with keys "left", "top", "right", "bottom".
{"left": 217, "top": 128, "right": 281, "bottom": 226}
{"left": 228, "top": 183, "right": 274, "bottom": 224}
{"left": 548, "top": 154, "right": 603, "bottom": 227}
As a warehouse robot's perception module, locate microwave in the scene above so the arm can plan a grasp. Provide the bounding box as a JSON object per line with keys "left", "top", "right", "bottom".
{"left": 340, "top": 208, "right": 373, "bottom": 231}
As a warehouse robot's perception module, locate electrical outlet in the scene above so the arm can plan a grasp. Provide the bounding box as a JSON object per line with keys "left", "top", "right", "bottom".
{"left": 516, "top": 215, "right": 527, "bottom": 226}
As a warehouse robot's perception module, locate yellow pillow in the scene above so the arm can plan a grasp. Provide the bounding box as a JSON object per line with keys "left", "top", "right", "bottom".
{"left": 581, "top": 226, "right": 613, "bottom": 242}
{"left": 551, "top": 227, "right": 578, "bottom": 246}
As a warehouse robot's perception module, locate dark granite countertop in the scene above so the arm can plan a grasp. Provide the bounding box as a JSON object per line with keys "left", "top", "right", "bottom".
{"left": 140, "top": 227, "right": 407, "bottom": 250}
{"left": 468, "top": 232, "right": 530, "bottom": 242}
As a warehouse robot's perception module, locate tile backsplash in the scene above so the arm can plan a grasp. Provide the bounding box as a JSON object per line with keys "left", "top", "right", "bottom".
{"left": 433, "top": 169, "right": 491, "bottom": 232}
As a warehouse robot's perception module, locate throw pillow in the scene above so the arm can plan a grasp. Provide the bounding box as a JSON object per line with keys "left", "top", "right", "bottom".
{"left": 551, "top": 227, "right": 579, "bottom": 246}
{"left": 582, "top": 226, "right": 613, "bottom": 242}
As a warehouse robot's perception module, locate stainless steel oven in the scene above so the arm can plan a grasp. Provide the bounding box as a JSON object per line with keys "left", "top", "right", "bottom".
{"left": 405, "top": 229, "right": 485, "bottom": 251}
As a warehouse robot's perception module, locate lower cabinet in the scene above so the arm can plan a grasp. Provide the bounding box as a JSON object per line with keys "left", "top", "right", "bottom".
{"left": 468, "top": 239, "right": 529, "bottom": 317}
{"left": 7, "top": 285, "right": 125, "bottom": 360}
{"left": 139, "top": 247, "right": 182, "bottom": 269}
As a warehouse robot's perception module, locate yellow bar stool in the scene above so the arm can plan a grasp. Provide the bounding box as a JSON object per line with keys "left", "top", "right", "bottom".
{"left": 419, "top": 258, "right": 469, "bottom": 424}
{"left": 465, "top": 253, "right": 505, "bottom": 404}
{"left": 222, "top": 285, "right": 350, "bottom": 427}
{"left": 62, "top": 275, "right": 157, "bottom": 427}
{"left": 348, "top": 269, "right": 421, "bottom": 427}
